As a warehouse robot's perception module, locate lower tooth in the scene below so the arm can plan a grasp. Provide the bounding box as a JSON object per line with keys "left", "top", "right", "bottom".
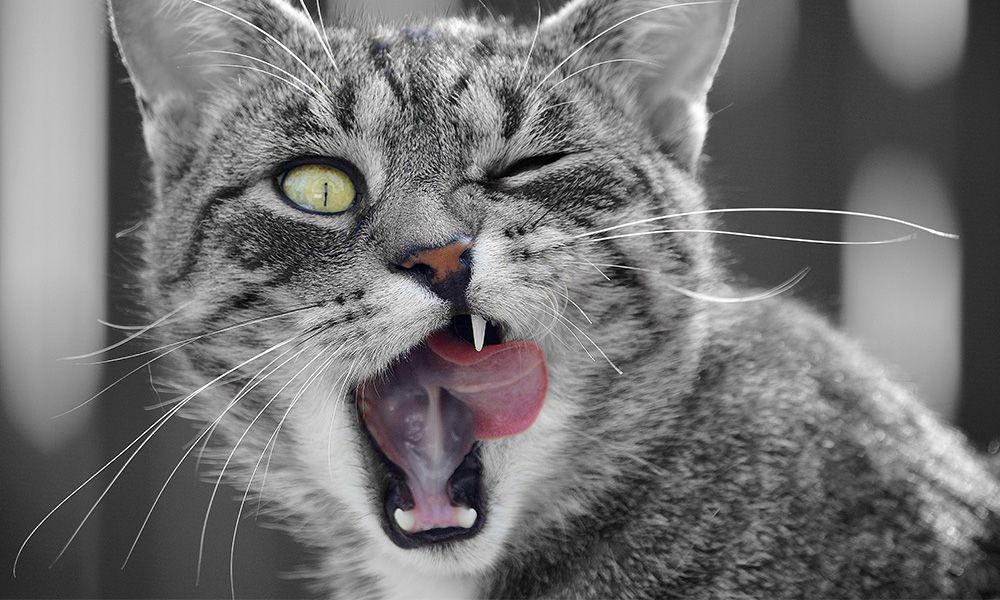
{"left": 457, "top": 507, "right": 477, "bottom": 528}
{"left": 394, "top": 508, "right": 417, "bottom": 533}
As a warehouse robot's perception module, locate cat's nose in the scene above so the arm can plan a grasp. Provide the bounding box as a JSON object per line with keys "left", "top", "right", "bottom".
{"left": 397, "top": 237, "right": 473, "bottom": 307}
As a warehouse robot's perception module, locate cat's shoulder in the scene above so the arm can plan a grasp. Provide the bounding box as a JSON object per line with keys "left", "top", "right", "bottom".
{"left": 660, "top": 294, "right": 1000, "bottom": 597}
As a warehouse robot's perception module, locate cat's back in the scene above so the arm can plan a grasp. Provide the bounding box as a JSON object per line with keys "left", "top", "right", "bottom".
{"left": 646, "top": 297, "right": 1000, "bottom": 598}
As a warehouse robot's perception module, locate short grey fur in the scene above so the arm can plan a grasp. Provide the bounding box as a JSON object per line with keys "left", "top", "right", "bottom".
{"left": 106, "top": 0, "right": 1000, "bottom": 597}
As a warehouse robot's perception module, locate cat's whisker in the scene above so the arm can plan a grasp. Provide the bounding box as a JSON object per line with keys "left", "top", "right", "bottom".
{"left": 298, "top": 0, "right": 339, "bottom": 74}
{"left": 114, "top": 219, "right": 145, "bottom": 239}
{"left": 475, "top": 0, "right": 496, "bottom": 21}
{"left": 664, "top": 267, "right": 811, "bottom": 304}
{"left": 199, "top": 63, "right": 320, "bottom": 99}
{"left": 258, "top": 344, "right": 346, "bottom": 513}
{"left": 581, "top": 257, "right": 611, "bottom": 281}
{"left": 17, "top": 335, "right": 301, "bottom": 577}
{"left": 537, "top": 304, "right": 623, "bottom": 375}
{"left": 580, "top": 228, "right": 917, "bottom": 246}
{"left": 553, "top": 285, "right": 594, "bottom": 325}
{"left": 530, "top": 1, "right": 725, "bottom": 97}
{"left": 526, "top": 294, "right": 598, "bottom": 364}
{"left": 515, "top": 0, "right": 542, "bottom": 90}
{"left": 537, "top": 99, "right": 586, "bottom": 114}
{"left": 54, "top": 304, "right": 319, "bottom": 418}
{"left": 197, "top": 348, "right": 330, "bottom": 584}
{"left": 547, "top": 58, "right": 660, "bottom": 91}
{"left": 574, "top": 258, "right": 810, "bottom": 303}
{"left": 122, "top": 339, "right": 312, "bottom": 570}
{"left": 525, "top": 307, "right": 580, "bottom": 357}
{"left": 237, "top": 348, "right": 342, "bottom": 600}
{"left": 327, "top": 357, "right": 363, "bottom": 482}
{"left": 195, "top": 49, "right": 324, "bottom": 98}
{"left": 187, "top": 0, "right": 330, "bottom": 91}
{"left": 574, "top": 207, "right": 961, "bottom": 239}
{"left": 63, "top": 302, "right": 191, "bottom": 361}
{"left": 82, "top": 304, "right": 320, "bottom": 366}
{"left": 583, "top": 261, "right": 652, "bottom": 273}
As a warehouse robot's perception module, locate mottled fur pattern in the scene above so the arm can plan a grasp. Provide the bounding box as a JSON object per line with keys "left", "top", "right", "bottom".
{"left": 108, "top": 0, "right": 1000, "bottom": 597}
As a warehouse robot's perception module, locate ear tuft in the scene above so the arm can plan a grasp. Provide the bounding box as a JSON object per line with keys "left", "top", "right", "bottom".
{"left": 543, "top": 0, "right": 737, "bottom": 171}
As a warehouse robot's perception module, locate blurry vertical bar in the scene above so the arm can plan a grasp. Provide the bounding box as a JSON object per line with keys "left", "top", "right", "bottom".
{"left": 0, "top": 0, "right": 105, "bottom": 594}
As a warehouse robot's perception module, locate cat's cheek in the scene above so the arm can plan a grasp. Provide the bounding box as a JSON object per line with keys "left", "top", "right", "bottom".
{"left": 290, "top": 385, "right": 382, "bottom": 528}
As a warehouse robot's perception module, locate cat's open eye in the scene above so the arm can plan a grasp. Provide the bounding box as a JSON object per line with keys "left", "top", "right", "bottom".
{"left": 278, "top": 162, "right": 359, "bottom": 214}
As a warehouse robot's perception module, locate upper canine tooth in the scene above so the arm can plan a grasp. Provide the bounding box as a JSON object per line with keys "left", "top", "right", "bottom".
{"left": 470, "top": 314, "right": 487, "bottom": 352}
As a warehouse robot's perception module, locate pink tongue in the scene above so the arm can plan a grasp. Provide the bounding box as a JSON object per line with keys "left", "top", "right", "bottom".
{"left": 359, "top": 332, "right": 547, "bottom": 523}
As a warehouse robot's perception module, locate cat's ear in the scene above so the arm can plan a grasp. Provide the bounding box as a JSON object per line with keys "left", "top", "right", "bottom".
{"left": 108, "top": 0, "right": 310, "bottom": 171}
{"left": 542, "top": 0, "right": 737, "bottom": 170}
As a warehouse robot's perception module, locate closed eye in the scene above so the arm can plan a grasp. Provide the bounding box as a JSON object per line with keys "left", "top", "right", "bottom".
{"left": 496, "top": 152, "right": 569, "bottom": 179}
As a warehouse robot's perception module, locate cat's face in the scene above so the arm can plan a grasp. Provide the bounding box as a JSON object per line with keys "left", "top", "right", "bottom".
{"left": 111, "top": 0, "right": 734, "bottom": 579}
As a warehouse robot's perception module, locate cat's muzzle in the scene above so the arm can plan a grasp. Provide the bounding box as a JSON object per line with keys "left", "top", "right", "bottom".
{"left": 356, "top": 314, "right": 548, "bottom": 548}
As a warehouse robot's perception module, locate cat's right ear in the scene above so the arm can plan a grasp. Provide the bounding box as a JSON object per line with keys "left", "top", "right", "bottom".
{"left": 108, "top": 0, "right": 308, "bottom": 172}
{"left": 541, "top": 0, "right": 737, "bottom": 172}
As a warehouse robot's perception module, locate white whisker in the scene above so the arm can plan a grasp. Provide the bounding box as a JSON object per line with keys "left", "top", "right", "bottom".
{"left": 547, "top": 58, "right": 660, "bottom": 91}
{"left": 15, "top": 336, "right": 299, "bottom": 576}
{"left": 575, "top": 207, "right": 961, "bottom": 240}
{"left": 531, "top": 1, "right": 725, "bottom": 97}
{"left": 538, "top": 304, "right": 623, "bottom": 375}
{"left": 63, "top": 302, "right": 191, "bottom": 361}
{"left": 515, "top": 0, "right": 541, "bottom": 90}
{"left": 195, "top": 49, "right": 323, "bottom": 97}
{"left": 581, "top": 228, "right": 917, "bottom": 246}
{"left": 198, "top": 63, "right": 319, "bottom": 99}
{"left": 187, "top": 0, "right": 329, "bottom": 90}
{"left": 299, "top": 0, "right": 339, "bottom": 74}
{"left": 663, "top": 267, "right": 810, "bottom": 304}
{"left": 197, "top": 348, "right": 327, "bottom": 584}
{"left": 121, "top": 340, "right": 309, "bottom": 570}
{"left": 54, "top": 305, "right": 317, "bottom": 418}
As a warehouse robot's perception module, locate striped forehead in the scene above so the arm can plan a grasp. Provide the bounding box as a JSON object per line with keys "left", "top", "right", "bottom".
{"left": 341, "top": 29, "right": 529, "bottom": 145}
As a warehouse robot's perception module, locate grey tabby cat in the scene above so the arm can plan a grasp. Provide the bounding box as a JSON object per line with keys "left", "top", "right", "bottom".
{"left": 104, "top": 0, "right": 1000, "bottom": 597}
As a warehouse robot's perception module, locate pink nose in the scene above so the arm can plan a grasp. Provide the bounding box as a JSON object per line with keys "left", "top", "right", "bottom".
{"left": 398, "top": 239, "right": 473, "bottom": 306}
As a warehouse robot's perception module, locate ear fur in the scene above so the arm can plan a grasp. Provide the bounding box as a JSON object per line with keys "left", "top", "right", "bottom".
{"left": 108, "top": 0, "right": 312, "bottom": 172}
{"left": 543, "top": 0, "right": 737, "bottom": 170}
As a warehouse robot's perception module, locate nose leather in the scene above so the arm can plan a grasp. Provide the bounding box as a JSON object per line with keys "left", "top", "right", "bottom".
{"left": 398, "top": 239, "right": 473, "bottom": 306}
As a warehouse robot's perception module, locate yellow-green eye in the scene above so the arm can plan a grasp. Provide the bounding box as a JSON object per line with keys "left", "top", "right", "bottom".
{"left": 279, "top": 163, "right": 357, "bottom": 214}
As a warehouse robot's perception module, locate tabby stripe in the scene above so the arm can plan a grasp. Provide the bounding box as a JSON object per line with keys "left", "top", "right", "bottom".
{"left": 163, "top": 184, "right": 246, "bottom": 286}
{"left": 369, "top": 39, "right": 406, "bottom": 107}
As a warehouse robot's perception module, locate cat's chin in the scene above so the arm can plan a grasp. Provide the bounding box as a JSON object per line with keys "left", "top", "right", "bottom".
{"left": 354, "top": 315, "right": 548, "bottom": 550}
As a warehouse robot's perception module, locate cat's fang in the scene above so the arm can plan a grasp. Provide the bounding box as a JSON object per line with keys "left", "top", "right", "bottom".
{"left": 456, "top": 507, "right": 477, "bottom": 528}
{"left": 393, "top": 508, "right": 417, "bottom": 533}
{"left": 471, "top": 314, "right": 487, "bottom": 351}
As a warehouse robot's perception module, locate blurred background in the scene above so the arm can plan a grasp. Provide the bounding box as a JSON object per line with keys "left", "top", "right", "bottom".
{"left": 1, "top": 0, "right": 997, "bottom": 597}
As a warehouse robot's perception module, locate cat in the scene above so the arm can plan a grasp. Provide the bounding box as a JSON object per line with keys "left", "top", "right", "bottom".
{"left": 93, "top": 0, "right": 1000, "bottom": 597}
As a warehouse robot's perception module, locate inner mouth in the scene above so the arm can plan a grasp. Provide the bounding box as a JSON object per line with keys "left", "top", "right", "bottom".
{"left": 357, "top": 314, "right": 547, "bottom": 547}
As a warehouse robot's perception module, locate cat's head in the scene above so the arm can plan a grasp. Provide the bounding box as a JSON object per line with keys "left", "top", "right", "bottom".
{"left": 110, "top": 0, "right": 735, "bottom": 579}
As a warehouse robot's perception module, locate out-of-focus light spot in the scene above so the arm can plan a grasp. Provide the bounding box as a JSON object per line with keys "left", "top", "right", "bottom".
{"left": 715, "top": 0, "right": 798, "bottom": 101}
{"left": 0, "top": 0, "right": 107, "bottom": 451}
{"left": 849, "top": 0, "right": 967, "bottom": 90}
{"left": 842, "top": 148, "right": 961, "bottom": 418}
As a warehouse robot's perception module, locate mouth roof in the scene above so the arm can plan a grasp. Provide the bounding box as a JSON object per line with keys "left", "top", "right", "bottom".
{"left": 358, "top": 315, "right": 547, "bottom": 543}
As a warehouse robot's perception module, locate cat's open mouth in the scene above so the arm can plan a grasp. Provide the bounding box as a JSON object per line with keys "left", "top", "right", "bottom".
{"left": 357, "top": 315, "right": 548, "bottom": 548}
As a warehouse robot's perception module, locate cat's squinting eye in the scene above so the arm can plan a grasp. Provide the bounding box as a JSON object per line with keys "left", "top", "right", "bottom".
{"left": 278, "top": 162, "right": 358, "bottom": 214}
{"left": 497, "top": 152, "right": 570, "bottom": 179}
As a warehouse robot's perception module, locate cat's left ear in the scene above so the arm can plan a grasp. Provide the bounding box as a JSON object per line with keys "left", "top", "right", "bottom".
{"left": 542, "top": 0, "right": 737, "bottom": 171}
{"left": 108, "top": 0, "right": 315, "bottom": 174}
